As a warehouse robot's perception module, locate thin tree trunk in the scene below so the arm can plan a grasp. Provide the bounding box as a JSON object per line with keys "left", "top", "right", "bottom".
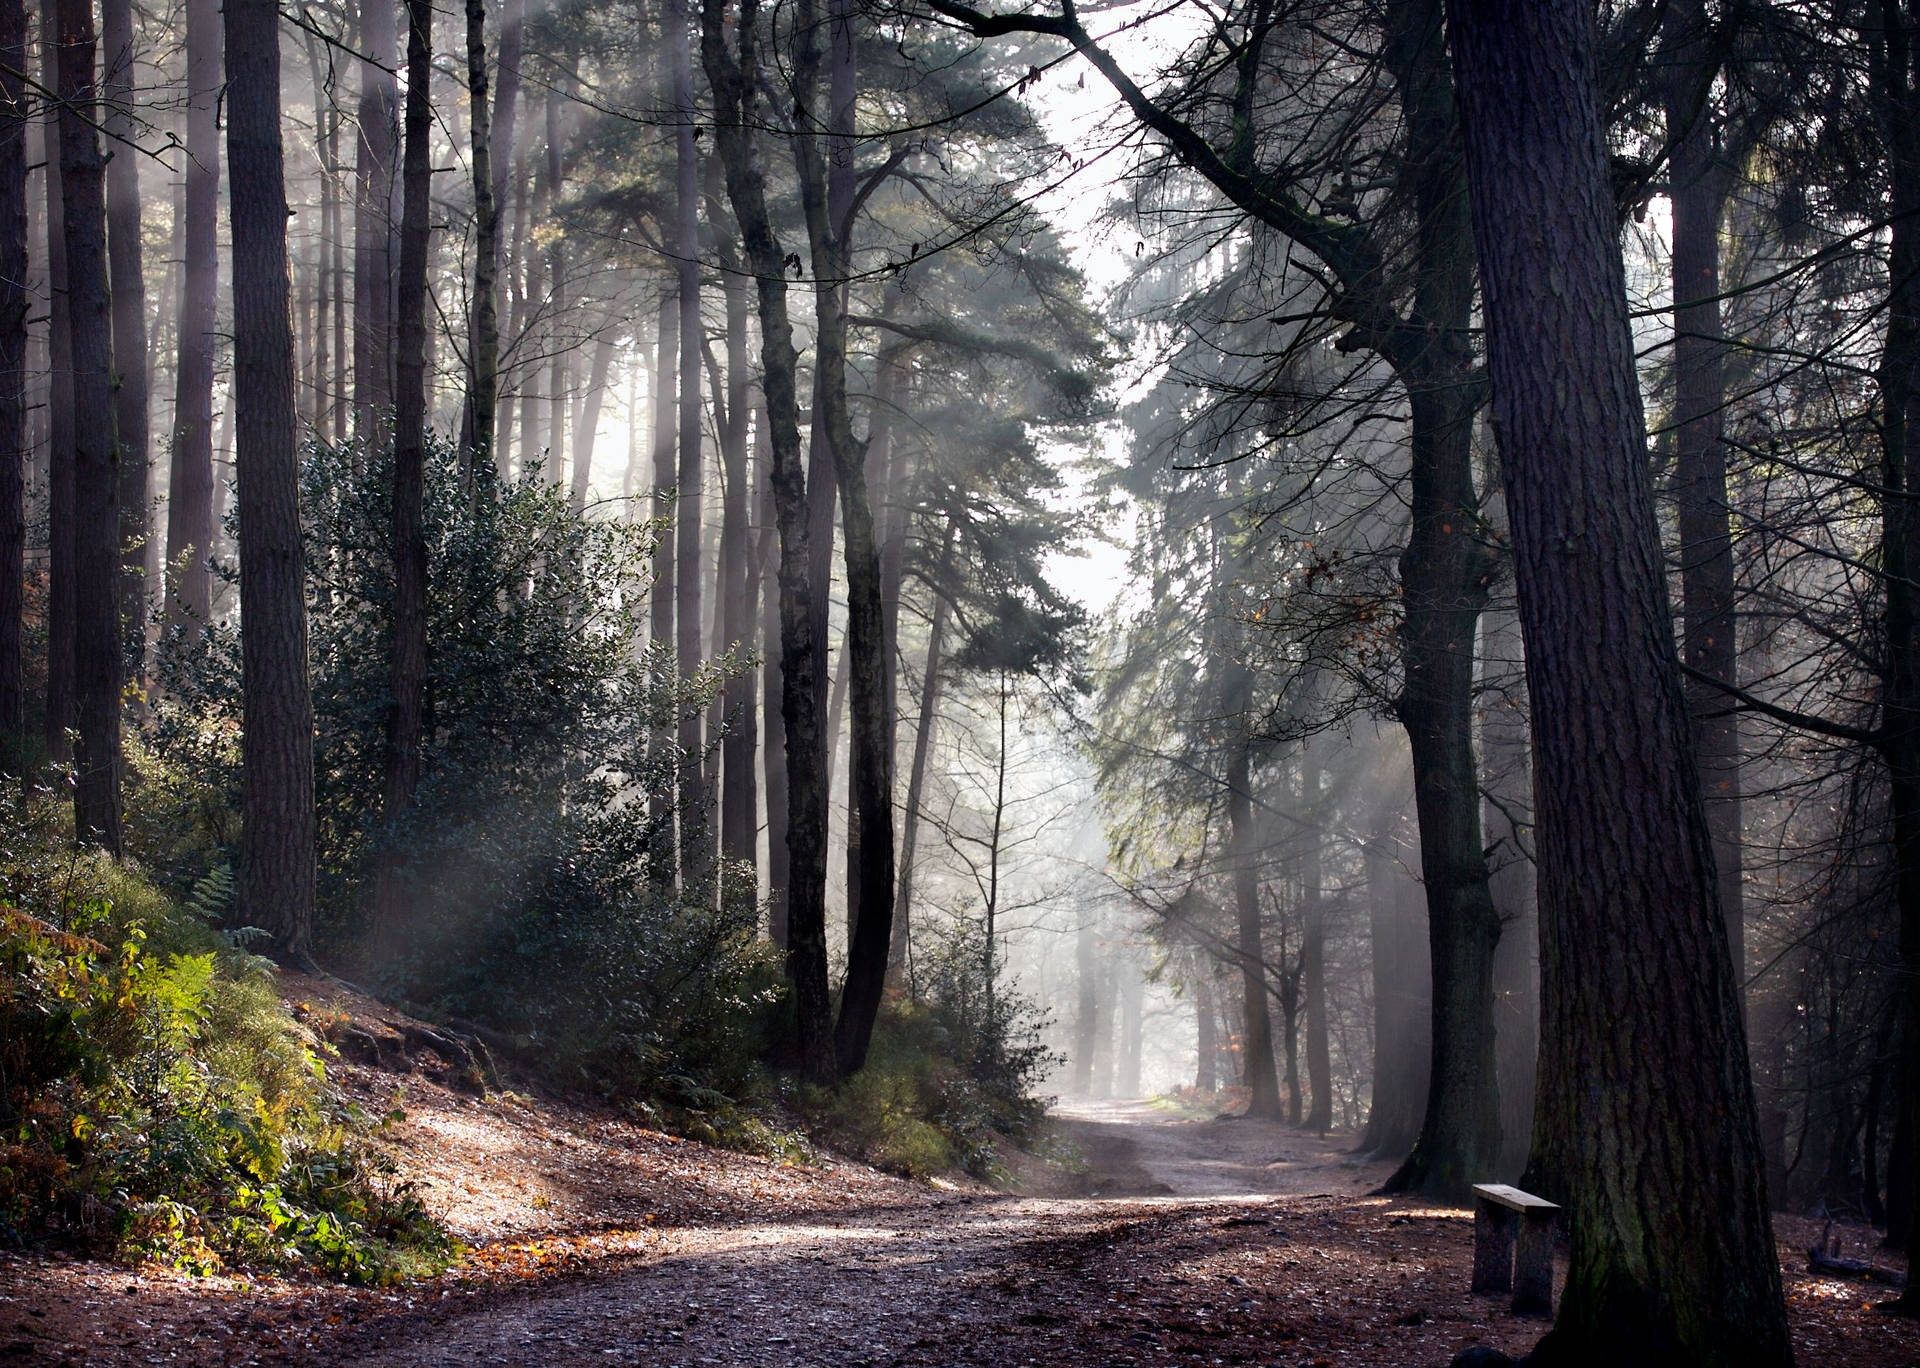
{"left": 1446, "top": 0, "right": 1789, "bottom": 1357}
{"left": 702, "top": 0, "right": 831, "bottom": 1076}
{"left": 1118, "top": 959, "right": 1143, "bottom": 1097}
{"left": 1193, "top": 969, "right": 1217, "bottom": 1093}
{"left": 1482, "top": 596, "right": 1538, "bottom": 1178}
{"left": 1073, "top": 914, "right": 1098, "bottom": 1094}
{"left": 889, "top": 558, "right": 951, "bottom": 980}
{"left": 1359, "top": 805, "right": 1430, "bottom": 1158}
{"left": 760, "top": 434, "right": 789, "bottom": 942}
{"left": 101, "top": 0, "right": 147, "bottom": 682}
{"left": 227, "top": 0, "right": 316, "bottom": 962}
{"left": 0, "top": 0, "right": 24, "bottom": 770}
{"left": 543, "top": 90, "right": 568, "bottom": 484}
{"left": 463, "top": 0, "right": 499, "bottom": 475}
{"left": 1302, "top": 753, "right": 1331, "bottom": 1132}
{"left": 375, "top": 0, "right": 434, "bottom": 910}
{"left": 1664, "top": 0, "right": 1745, "bottom": 1003}
{"left": 1375, "top": 0, "right": 1503, "bottom": 1200}
{"left": 794, "top": 0, "right": 892, "bottom": 1076}
{"left": 165, "top": 0, "right": 217, "bottom": 639}
{"left": 54, "top": 0, "right": 122, "bottom": 850}
{"left": 39, "top": 5, "right": 70, "bottom": 761}
{"left": 710, "top": 155, "right": 756, "bottom": 873}
{"left": 353, "top": 0, "right": 398, "bottom": 439}
{"left": 671, "top": 0, "right": 707, "bottom": 883}
{"left": 568, "top": 332, "right": 615, "bottom": 510}
{"left": 1227, "top": 737, "right": 1283, "bottom": 1119}
{"left": 649, "top": 282, "right": 679, "bottom": 887}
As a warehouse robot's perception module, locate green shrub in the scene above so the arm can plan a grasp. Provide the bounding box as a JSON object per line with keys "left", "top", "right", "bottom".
{"left": 148, "top": 436, "right": 775, "bottom": 1106}
{"left": 0, "top": 813, "right": 447, "bottom": 1281}
{"left": 802, "top": 923, "right": 1059, "bottom": 1179}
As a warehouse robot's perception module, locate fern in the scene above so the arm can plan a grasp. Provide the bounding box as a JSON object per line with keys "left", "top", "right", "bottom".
{"left": 187, "top": 864, "right": 237, "bottom": 924}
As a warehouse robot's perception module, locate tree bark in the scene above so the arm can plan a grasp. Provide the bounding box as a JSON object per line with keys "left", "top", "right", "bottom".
{"left": 1073, "top": 913, "right": 1098, "bottom": 1094}
{"left": 1663, "top": 0, "right": 1745, "bottom": 1000}
{"left": 710, "top": 166, "right": 757, "bottom": 871}
{"left": 463, "top": 0, "right": 500, "bottom": 476}
{"left": 1482, "top": 597, "right": 1538, "bottom": 1178}
{"left": 649, "top": 281, "right": 679, "bottom": 887}
{"left": 1302, "top": 754, "right": 1332, "bottom": 1132}
{"left": 543, "top": 90, "right": 568, "bottom": 484}
{"left": 1360, "top": 808, "right": 1430, "bottom": 1158}
{"left": 1375, "top": 0, "right": 1503, "bottom": 1200}
{"left": 39, "top": 4, "right": 70, "bottom": 762}
{"left": 165, "top": 0, "right": 217, "bottom": 639}
{"left": 0, "top": 0, "right": 23, "bottom": 771}
{"left": 671, "top": 0, "right": 707, "bottom": 885}
{"left": 569, "top": 332, "right": 616, "bottom": 511}
{"left": 353, "top": 0, "right": 398, "bottom": 439}
{"left": 1870, "top": 0, "right": 1920, "bottom": 1303}
{"left": 54, "top": 0, "right": 122, "bottom": 851}
{"left": 889, "top": 549, "right": 952, "bottom": 981}
{"left": 701, "top": 0, "right": 832, "bottom": 1077}
{"left": 1193, "top": 969, "right": 1217, "bottom": 1093}
{"left": 101, "top": 0, "right": 148, "bottom": 681}
{"left": 226, "top": 0, "right": 317, "bottom": 962}
{"left": 1445, "top": 0, "right": 1790, "bottom": 1358}
{"left": 1226, "top": 737, "right": 1284, "bottom": 1119}
{"left": 376, "top": 0, "right": 434, "bottom": 904}
{"left": 794, "top": 0, "right": 894, "bottom": 1076}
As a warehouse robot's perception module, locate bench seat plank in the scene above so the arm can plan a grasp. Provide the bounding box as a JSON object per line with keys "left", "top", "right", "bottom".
{"left": 1472, "top": 1183, "right": 1559, "bottom": 1213}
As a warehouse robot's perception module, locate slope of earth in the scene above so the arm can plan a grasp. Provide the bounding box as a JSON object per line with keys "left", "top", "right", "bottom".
{"left": 1, "top": 982, "right": 1915, "bottom": 1367}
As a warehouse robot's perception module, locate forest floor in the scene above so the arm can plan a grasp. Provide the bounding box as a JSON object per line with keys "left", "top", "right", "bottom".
{"left": 3, "top": 977, "right": 1918, "bottom": 1366}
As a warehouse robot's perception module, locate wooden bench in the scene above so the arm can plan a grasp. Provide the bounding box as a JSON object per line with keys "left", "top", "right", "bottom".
{"left": 1470, "top": 1183, "right": 1559, "bottom": 1315}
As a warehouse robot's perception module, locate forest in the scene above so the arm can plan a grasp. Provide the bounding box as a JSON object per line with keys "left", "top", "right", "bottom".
{"left": 4, "top": 0, "right": 1920, "bottom": 1362}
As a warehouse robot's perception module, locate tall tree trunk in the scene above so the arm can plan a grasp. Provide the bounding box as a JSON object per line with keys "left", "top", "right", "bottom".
{"left": 1280, "top": 952, "right": 1302, "bottom": 1125}
{"left": 889, "top": 553, "right": 952, "bottom": 980}
{"left": 1227, "top": 737, "right": 1284, "bottom": 1119}
{"left": 1376, "top": 0, "right": 1503, "bottom": 1200}
{"left": 1193, "top": 969, "right": 1217, "bottom": 1093}
{"left": 671, "top": 0, "right": 707, "bottom": 884}
{"left": 463, "top": 0, "right": 499, "bottom": 475}
{"left": 702, "top": 0, "right": 831, "bottom": 1077}
{"left": 353, "top": 0, "right": 398, "bottom": 439}
{"left": 543, "top": 90, "right": 568, "bottom": 485}
{"left": 648, "top": 283, "right": 679, "bottom": 888}
{"left": 517, "top": 142, "right": 546, "bottom": 468}
{"left": 101, "top": 0, "right": 147, "bottom": 682}
{"left": 54, "top": 0, "right": 122, "bottom": 850}
{"left": 1359, "top": 806, "right": 1431, "bottom": 1158}
{"left": 1872, "top": 0, "right": 1920, "bottom": 1299}
{"left": 0, "top": 0, "right": 23, "bottom": 771}
{"left": 711, "top": 167, "right": 756, "bottom": 871}
{"left": 1118, "top": 959, "right": 1143, "bottom": 1098}
{"left": 375, "top": 0, "right": 434, "bottom": 910}
{"left": 1446, "top": 0, "right": 1790, "bottom": 1358}
{"left": 760, "top": 439, "right": 789, "bottom": 942}
{"left": 1482, "top": 597, "right": 1538, "bottom": 1179}
{"left": 1664, "top": 0, "right": 1745, "bottom": 1002}
{"left": 227, "top": 0, "right": 316, "bottom": 963}
{"left": 165, "top": 0, "right": 217, "bottom": 639}
{"left": 1302, "top": 754, "right": 1332, "bottom": 1132}
{"left": 1073, "top": 913, "right": 1098, "bottom": 1094}
{"left": 568, "top": 333, "right": 616, "bottom": 510}
{"left": 39, "top": 5, "right": 70, "bottom": 762}
{"left": 794, "top": 0, "right": 893, "bottom": 1076}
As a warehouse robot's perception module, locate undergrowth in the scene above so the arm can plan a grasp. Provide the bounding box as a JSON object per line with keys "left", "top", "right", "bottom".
{"left": 0, "top": 797, "right": 450, "bottom": 1283}
{"left": 800, "top": 923, "right": 1058, "bottom": 1180}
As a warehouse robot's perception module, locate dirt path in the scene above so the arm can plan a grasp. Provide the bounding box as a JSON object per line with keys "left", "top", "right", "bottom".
{"left": 10, "top": 1093, "right": 1917, "bottom": 1367}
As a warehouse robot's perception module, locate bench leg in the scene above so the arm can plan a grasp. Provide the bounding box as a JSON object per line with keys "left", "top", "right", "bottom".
{"left": 1471, "top": 1200, "right": 1515, "bottom": 1295}
{"left": 1512, "top": 1212, "right": 1555, "bottom": 1315}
